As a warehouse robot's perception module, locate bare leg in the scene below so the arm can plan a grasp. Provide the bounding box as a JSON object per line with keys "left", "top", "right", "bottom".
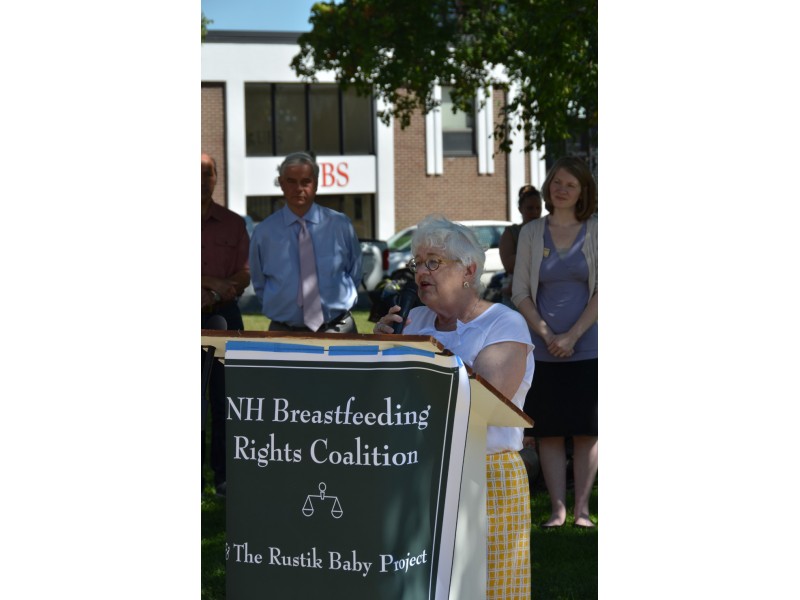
{"left": 538, "top": 436, "right": 567, "bottom": 526}
{"left": 572, "top": 435, "right": 598, "bottom": 527}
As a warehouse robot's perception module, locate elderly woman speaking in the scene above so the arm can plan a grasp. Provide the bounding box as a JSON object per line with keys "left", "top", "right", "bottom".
{"left": 374, "top": 215, "right": 533, "bottom": 599}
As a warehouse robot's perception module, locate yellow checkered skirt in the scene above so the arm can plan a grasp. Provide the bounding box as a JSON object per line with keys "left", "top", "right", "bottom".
{"left": 486, "top": 451, "right": 531, "bottom": 599}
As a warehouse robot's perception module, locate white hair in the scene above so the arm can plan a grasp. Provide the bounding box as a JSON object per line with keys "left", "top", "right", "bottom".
{"left": 410, "top": 215, "right": 485, "bottom": 290}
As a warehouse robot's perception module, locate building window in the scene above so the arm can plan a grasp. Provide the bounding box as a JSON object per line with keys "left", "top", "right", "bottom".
{"left": 244, "top": 83, "right": 273, "bottom": 156}
{"left": 275, "top": 84, "right": 307, "bottom": 155}
{"left": 441, "top": 86, "right": 475, "bottom": 156}
{"left": 309, "top": 84, "right": 339, "bottom": 155}
{"left": 245, "top": 83, "right": 375, "bottom": 156}
{"left": 342, "top": 88, "right": 374, "bottom": 155}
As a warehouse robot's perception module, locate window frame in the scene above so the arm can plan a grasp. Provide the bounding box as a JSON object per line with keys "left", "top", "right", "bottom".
{"left": 244, "top": 83, "right": 375, "bottom": 157}
{"left": 441, "top": 85, "right": 476, "bottom": 157}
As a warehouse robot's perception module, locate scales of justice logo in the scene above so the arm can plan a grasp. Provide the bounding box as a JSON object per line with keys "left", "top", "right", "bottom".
{"left": 302, "top": 482, "right": 343, "bottom": 519}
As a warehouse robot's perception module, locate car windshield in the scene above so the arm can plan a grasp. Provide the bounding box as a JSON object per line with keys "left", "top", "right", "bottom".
{"left": 387, "top": 230, "right": 414, "bottom": 251}
{"left": 470, "top": 226, "right": 506, "bottom": 250}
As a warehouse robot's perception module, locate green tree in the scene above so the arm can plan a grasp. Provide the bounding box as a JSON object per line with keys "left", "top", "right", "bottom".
{"left": 202, "top": 12, "right": 213, "bottom": 42}
{"left": 291, "top": 0, "right": 597, "bottom": 154}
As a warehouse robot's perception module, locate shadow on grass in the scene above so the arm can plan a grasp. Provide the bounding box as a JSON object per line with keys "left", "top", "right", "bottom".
{"left": 201, "top": 491, "right": 226, "bottom": 600}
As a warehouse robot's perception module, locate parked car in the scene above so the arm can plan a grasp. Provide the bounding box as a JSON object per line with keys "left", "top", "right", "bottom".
{"left": 237, "top": 216, "right": 387, "bottom": 312}
{"left": 385, "top": 220, "right": 513, "bottom": 287}
{"left": 359, "top": 238, "right": 389, "bottom": 292}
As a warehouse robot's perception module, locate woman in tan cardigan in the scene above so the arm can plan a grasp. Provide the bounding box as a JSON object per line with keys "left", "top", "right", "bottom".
{"left": 512, "top": 157, "right": 598, "bottom": 528}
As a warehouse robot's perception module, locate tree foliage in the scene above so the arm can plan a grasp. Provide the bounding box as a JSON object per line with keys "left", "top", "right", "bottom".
{"left": 291, "top": 0, "right": 597, "bottom": 153}
{"left": 202, "top": 12, "right": 213, "bottom": 42}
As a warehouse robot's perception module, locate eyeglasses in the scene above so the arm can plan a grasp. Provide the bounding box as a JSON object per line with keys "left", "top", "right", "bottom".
{"left": 408, "top": 257, "right": 449, "bottom": 273}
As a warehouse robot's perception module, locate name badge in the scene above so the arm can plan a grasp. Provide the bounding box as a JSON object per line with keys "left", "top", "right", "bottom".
{"left": 543, "top": 247, "right": 550, "bottom": 258}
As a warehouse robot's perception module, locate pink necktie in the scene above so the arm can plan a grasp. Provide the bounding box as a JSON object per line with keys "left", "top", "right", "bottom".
{"left": 297, "top": 218, "right": 324, "bottom": 331}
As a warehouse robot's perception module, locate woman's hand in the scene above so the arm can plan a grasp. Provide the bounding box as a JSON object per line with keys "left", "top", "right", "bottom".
{"left": 547, "top": 332, "right": 577, "bottom": 358}
{"left": 372, "top": 305, "right": 409, "bottom": 334}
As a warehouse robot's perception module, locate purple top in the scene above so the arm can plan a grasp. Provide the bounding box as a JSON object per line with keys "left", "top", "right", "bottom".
{"left": 531, "top": 220, "right": 598, "bottom": 362}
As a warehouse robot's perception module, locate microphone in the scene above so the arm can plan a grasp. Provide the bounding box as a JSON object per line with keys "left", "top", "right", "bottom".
{"left": 391, "top": 280, "right": 419, "bottom": 334}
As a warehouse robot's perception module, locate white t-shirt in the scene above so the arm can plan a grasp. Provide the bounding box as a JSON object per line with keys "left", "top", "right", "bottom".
{"left": 404, "top": 302, "right": 535, "bottom": 453}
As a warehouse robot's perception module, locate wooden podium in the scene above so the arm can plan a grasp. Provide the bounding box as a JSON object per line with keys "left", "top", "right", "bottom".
{"left": 201, "top": 330, "right": 532, "bottom": 600}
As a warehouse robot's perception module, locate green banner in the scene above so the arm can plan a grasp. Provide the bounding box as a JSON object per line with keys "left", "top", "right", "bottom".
{"left": 224, "top": 343, "right": 469, "bottom": 600}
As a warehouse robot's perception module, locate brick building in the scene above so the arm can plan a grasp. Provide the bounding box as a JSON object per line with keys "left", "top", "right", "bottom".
{"left": 201, "top": 30, "right": 547, "bottom": 240}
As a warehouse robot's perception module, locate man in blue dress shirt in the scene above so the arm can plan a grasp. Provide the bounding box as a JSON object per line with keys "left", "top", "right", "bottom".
{"left": 249, "top": 152, "right": 362, "bottom": 333}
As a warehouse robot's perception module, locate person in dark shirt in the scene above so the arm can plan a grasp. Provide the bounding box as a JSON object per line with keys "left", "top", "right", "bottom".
{"left": 201, "top": 152, "right": 250, "bottom": 497}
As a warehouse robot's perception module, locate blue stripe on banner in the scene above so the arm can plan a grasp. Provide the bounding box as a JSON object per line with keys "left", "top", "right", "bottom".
{"left": 328, "top": 345, "right": 380, "bottom": 355}
{"left": 225, "top": 341, "right": 325, "bottom": 354}
{"left": 382, "top": 346, "right": 437, "bottom": 358}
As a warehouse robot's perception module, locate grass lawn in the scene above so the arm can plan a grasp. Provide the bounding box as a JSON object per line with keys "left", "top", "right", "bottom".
{"left": 529, "top": 487, "right": 599, "bottom": 599}
{"left": 204, "top": 308, "right": 598, "bottom": 599}
{"left": 241, "top": 309, "right": 375, "bottom": 333}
